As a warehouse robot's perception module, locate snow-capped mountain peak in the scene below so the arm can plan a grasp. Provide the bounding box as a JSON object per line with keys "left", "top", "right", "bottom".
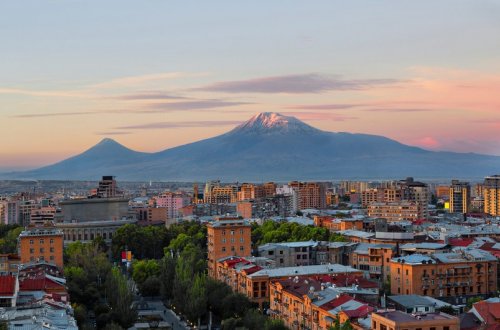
{"left": 230, "top": 112, "right": 318, "bottom": 134}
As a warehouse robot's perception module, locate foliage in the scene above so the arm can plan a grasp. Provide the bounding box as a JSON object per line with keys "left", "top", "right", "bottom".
{"left": 252, "top": 220, "right": 333, "bottom": 245}
{"left": 264, "top": 319, "right": 288, "bottom": 330}
{"left": 438, "top": 305, "right": 456, "bottom": 315}
{"left": 65, "top": 240, "right": 136, "bottom": 329}
{"left": 0, "top": 226, "right": 23, "bottom": 254}
{"left": 243, "top": 309, "right": 267, "bottom": 330}
{"left": 105, "top": 267, "right": 137, "bottom": 328}
{"left": 132, "top": 259, "right": 160, "bottom": 286}
{"left": 329, "top": 318, "right": 353, "bottom": 330}
{"left": 111, "top": 222, "right": 207, "bottom": 260}
{"left": 467, "top": 296, "right": 482, "bottom": 309}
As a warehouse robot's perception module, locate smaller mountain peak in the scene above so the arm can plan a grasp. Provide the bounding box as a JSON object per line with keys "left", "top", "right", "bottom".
{"left": 97, "top": 138, "right": 118, "bottom": 145}
{"left": 231, "top": 112, "right": 319, "bottom": 135}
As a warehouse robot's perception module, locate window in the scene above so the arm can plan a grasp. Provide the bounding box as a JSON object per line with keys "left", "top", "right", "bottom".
{"left": 29, "top": 240, "right": 33, "bottom": 245}
{"left": 405, "top": 269, "right": 408, "bottom": 275}
{"left": 380, "top": 325, "right": 387, "bottom": 330}
{"left": 222, "top": 247, "right": 226, "bottom": 252}
{"left": 30, "top": 257, "right": 34, "bottom": 261}
{"left": 231, "top": 238, "right": 235, "bottom": 243}
{"left": 30, "top": 248, "right": 34, "bottom": 254}
{"left": 240, "top": 246, "right": 244, "bottom": 251}
{"left": 50, "top": 256, "right": 54, "bottom": 260}
{"left": 268, "top": 251, "right": 274, "bottom": 255}
{"left": 40, "top": 248, "right": 45, "bottom": 253}
{"left": 372, "top": 322, "right": 376, "bottom": 329}
{"left": 297, "top": 255, "right": 301, "bottom": 259}
{"left": 222, "top": 238, "right": 226, "bottom": 243}
{"left": 240, "top": 229, "right": 243, "bottom": 234}
{"left": 443, "top": 328, "right": 449, "bottom": 330}
{"left": 222, "top": 230, "right": 226, "bottom": 236}
{"left": 279, "top": 250, "right": 283, "bottom": 255}
{"left": 240, "top": 238, "right": 244, "bottom": 243}
{"left": 39, "top": 239, "right": 44, "bottom": 244}
{"left": 280, "top": 258, "right": 284, "bottom": 264}
{"left": 397, "top": 268, "right": 400, "bottom": 274}
{"left": 50, "top": 239, "right": 54, "bottom": 244}
{"left": 50, "top": 247, "right": 54, "bottom": 253}
{"left": 231, "top": 246, "right": 235, "bottom": 251}
{"left": 230, "top": 230, "right": 234, "bottom": 235}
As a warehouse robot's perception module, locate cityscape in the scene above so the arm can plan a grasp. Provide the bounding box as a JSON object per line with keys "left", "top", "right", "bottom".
{"left": 1, "top": 1, "right": 500, "bottom": 330}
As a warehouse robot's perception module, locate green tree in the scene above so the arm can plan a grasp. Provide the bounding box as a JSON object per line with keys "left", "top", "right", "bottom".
{"left": 438, "top": 305, "right": 456, "bottom": 315}
{"left": 243, "top": 309, "right": 267, "bottom": 330}
{"left": 467, "top": 297, "right": 482, "bottom": 309}
{"left": 187, "top": 273, "right": 208, "bottom": 327}
{"left": 105, "top": 267, "right": 137, "bottom": 328}
{"left": 329, "top": 318, "right": 353, "bottom": 330}
{"left": 0, "top": 227, "right": 23, "bottom": 254}
{"left": 132, "top": 259, "right": 160, "bottom": 286}
{"left": 159, "top": 252, "right": 176, "bottom": 300}
{"left": 264, "top": 319, "right": 287, "bottom": 330}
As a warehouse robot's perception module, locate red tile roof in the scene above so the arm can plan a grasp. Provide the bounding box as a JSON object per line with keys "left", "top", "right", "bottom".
{"left": 342, "top": 304, "right": 374, "bottom": 318}
{"left": 319, "top": 294, "right": 354, "bottom": 311}
{"left": 448, "top": 238, "right": 474, "bottom": 247}
{"left": 473, "top": 300, "right": 500, "bottom": 329}
{"left": 19, "top": 276, "right": 65, "bottom": 292}
{"left": 0, "top": 275, "right": 16, "bottom": 296}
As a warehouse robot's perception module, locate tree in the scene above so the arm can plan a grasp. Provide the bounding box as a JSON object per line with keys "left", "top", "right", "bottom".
{"left": 132, "top": 259, "right": 160, "bottom": 286}
{"left": 159, "top": 252, "right": 176, "bottom": 300}
{"left": 243, "top": 309, "right": 267, "bottom": 330}
{"left": 329, "top": 318, "right": 353, "bottom": 330}
{"left": 140, "top": 276, "right": 161, "bottom": 297}
{"left": 264, "top": 319, "right": 287, "bottom": 330}
{"left": 105, "top": 267, "right": 137, "bottom": 328}
{"left": 438, "top": 305, "right": 456, "bottom": 315}
{"left": 0, "top": 227, "right": 23, "bottom": 254}
{"left": 221, "top": 293, "right": 252, "bottom": 319}
{"left": 187, "top": 273, "right": 208, "bottom": 327}
{"left": 467, "top": 297, "right": 482, "bottom": 309}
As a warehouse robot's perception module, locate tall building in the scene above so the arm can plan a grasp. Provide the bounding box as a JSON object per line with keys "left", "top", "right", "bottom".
{"left": 95, "top": 176, "right": 118, "bottom": 198}
{"left": 399, "top": 177, "right": 429, "bottom": 219}
{"left": 206, "top": 216, "right": 251, "bottom": 278}
{"left": 449, "top": 180, "right": 471, "bottom": 214}
{"left": 18, "top": 225, "right": 64, "bottom": 269}
{"left": 288, "top": 181, "right": 326, "bottom": 209}
{"left": 154, "top": 192, "right": 190, "bottom": 219}
{"left": 484, "top": 175, "right": 500, "bottom": 216}
{"left": 204, "top": 181, "right": 237, "bottom": 204}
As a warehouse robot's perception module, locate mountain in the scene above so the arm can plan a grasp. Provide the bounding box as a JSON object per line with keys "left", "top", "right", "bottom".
{"left": 6, "top": 112, "right": 500, "bottom": 181}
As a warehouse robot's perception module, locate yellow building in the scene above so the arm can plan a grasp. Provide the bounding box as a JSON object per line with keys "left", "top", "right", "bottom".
{"left": 484, "top": 175, "right": 500, "bottom": 216}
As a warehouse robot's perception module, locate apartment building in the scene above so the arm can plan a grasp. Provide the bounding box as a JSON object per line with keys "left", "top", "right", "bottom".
{"left": 484, "top": 175, "right": 500, "bottom": 216}
{"left": 372, "top": 311, "right": 459, "bottom": 330}
{"left": 289, "top": 181, "right": 326, "bottom": 209}
{"left": 390, "top": 250, "right": 498, "bottom": 304}
{"left": 449, "top": 180, "right": 471, "bottom": 214}
{"left": 258, "top": 241, "right": 318, "bottom": 267}
{"left": 269, "top": 276, "right": 374, "bottom": 330}
{"left": 18, "top": 225, "right": 64, "bottom": 269}
{"left": 207, "top": 216, "right": 252, "bottom": 278}
{"left": 367, "top": 202, "right": 420, "bottom": 222}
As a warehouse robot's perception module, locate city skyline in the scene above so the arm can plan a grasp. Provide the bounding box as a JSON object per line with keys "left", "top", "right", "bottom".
{"left": 1, "top": 1, "right": 500, "bottom": 170}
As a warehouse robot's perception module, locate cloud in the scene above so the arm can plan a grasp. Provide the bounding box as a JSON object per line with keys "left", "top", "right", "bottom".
{"left": 284, "top": 111, "right": 357, "bottom": 121}
{"left": 0, "top": 87, "right": 86, "bottom": 98}
{"left": 194, "top": 73, "right": 399, "bottom": 94}
{"left": 112, "top": 91, "right": 189, "bottom": 101}
{"left": 95, "top": 131, "right": 132, "bottom": 136}
{"left": 88, "top": 72, "right": 192, "bottom": 89}
{"left": 146, "top": 100, "right": 251, "bottom": 111}
{"left": 12, "top": 111, "right": 95, "bottom": 118}
{"left": 115, "top": 120, "right": 242, "bottom": 130}
{"left": 286, "top": 104, "right": 365, "bottom": 110}
{"left": 362, "top": 108, "right": 434, "bottom": 113}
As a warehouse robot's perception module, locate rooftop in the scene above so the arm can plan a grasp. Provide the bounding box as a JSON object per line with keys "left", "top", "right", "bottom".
{"left": 248, "top": 264, "right": 360, "bottom": 279}
{"left": 374, "top": 310, "right": 456, "bottom": 323}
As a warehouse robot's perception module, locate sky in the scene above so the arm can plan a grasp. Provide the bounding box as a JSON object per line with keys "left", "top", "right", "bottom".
{"left": 1, "top": 0, "right": 500, "bottom": 170}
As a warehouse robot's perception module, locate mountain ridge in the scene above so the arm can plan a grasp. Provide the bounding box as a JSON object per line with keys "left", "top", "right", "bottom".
{"left": 4, "top": 112, "right": 500, "bottom": 181}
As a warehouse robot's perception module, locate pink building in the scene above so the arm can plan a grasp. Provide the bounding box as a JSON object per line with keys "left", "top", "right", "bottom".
{"left": 153, "top": 192, "right": 191, "bottom": 219}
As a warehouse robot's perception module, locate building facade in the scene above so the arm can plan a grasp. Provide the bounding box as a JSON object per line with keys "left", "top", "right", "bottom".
{"left": 449, "top": 180, "right": 471, "bottom": 214}
{"left": 484, "top": 175, "right": 500, "bottom": 216}
{"left": 18, "top": 226, "right": 64, "bottom": 269}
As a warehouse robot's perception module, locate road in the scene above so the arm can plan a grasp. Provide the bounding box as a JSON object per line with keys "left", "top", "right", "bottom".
{"left": 137, "top": 299, "right": 190, "bottom": 330}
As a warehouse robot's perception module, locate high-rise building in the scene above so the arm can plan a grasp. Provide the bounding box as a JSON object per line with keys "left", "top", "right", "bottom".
{"left": 484, "top": 175, "right": 500, "bottom": 216}
{"left": 399, "top": 177, "right": 429, "bottom": 219}
{"left": 449, "top": 180, "right": 471, "bottom": 214}
{"left": 206, "top": 216, "right": 251, "bottom": 278}
{"left": 95, "top": 176, "right": 118, "bottom": 198}
{"left": 288, "top": 181, "right": 326, "bottom": 209}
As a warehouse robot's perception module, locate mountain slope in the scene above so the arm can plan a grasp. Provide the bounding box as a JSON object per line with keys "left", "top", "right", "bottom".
{"left": 6, "top": 113, "right": 500, "bottom": 181}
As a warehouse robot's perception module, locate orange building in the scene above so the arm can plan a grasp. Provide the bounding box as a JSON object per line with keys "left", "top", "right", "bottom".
{"left": 215, "top": 257, "right": 363, "bottom": 308}
{"left": 372, "top": 311, "right": 459, "bottom": 330}
{"left": 390, "top": 251, "right": 497, "bottom": 302}
{"left": 484, "top": 175, "right": 500, "bottom": 216}
{"left": 19, "top": 225, "right": 64, "bottom": 269}
{"left": 263, "top": 182, "right": 277, "bottom": 197}
{"left": 314, "top": 216, "right": 363, "bottom": 232}
{"left": 207, "top": 216, "right": 252, "bottom": 278}
{"left": 236, "top": 201, "right": 253, "bottom": 219}
{"left": 0, "top": 254, "right": 21, "bottom": 275}
{"left": 367, "top": 202, "right": 420, "bottom": 222}
{"left": 269, "top": 276, "right": 374, "bottom": 330}
{"left": 289, "top": 181, "right": 326, "bottom": 209}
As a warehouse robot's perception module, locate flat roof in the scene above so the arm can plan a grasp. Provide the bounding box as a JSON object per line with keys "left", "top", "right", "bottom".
{"left": 374, "top": 310, "right": 456, "bottom": 323}
{"left": 248, "top": 264, "right": 360, "bottom": 278}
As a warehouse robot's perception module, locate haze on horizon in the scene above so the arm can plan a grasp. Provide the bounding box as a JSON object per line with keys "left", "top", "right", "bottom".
{"left": 1, "top": 0, "right": 500, "bottom": 170}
